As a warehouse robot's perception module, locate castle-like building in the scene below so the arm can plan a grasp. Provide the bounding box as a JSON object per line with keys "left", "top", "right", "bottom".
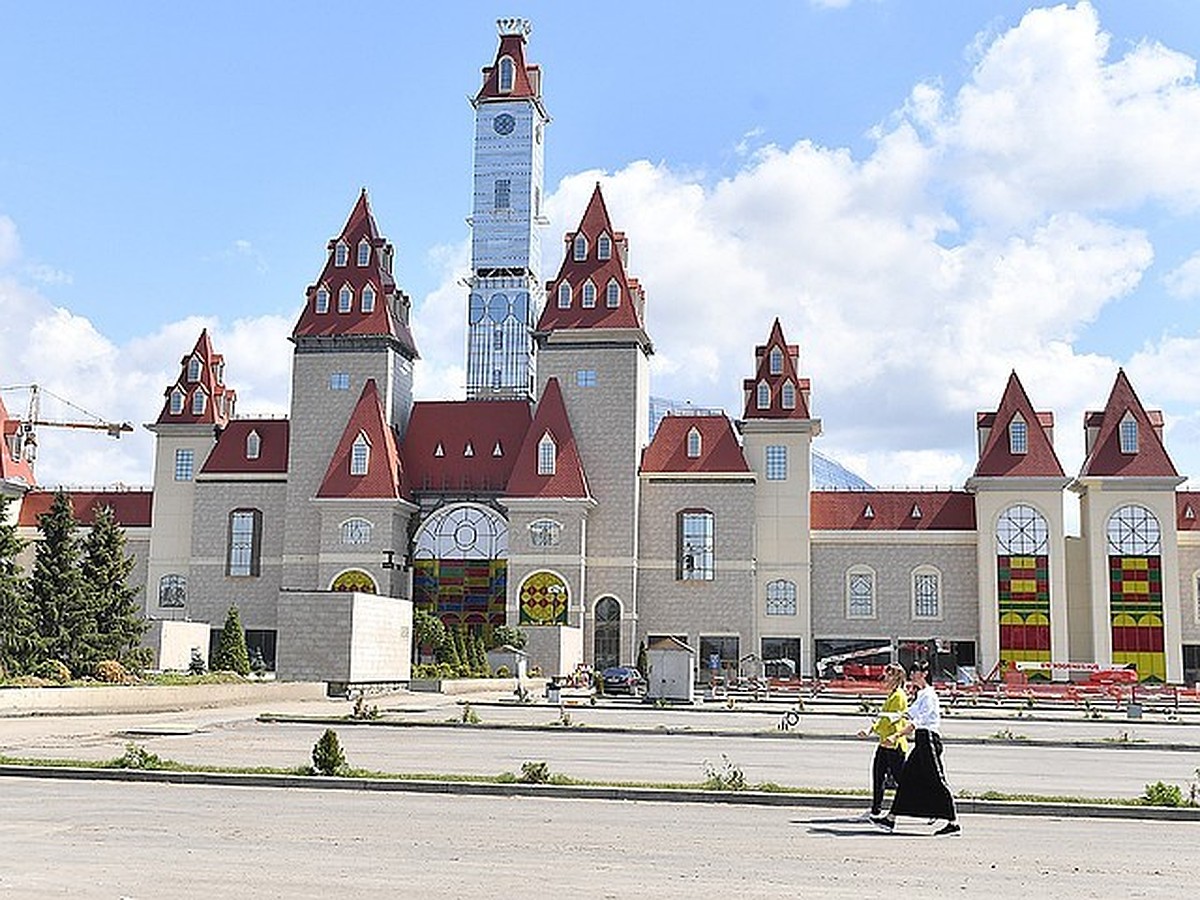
{"left": 3, "top": 20, "right": 1200, "bottom": 686}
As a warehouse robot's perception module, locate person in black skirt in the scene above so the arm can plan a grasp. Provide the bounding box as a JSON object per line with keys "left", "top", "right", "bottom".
{"left": 875, "top": 659, "right": 961, "bottom": 836}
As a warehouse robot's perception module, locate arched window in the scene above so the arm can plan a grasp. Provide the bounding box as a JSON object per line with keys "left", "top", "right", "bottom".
{"left": 169, "top": 388, "right": 185, "bottom": 416}
{"left": 678, "top": 510, "right": 714, "bottom": 581}
{"left": 338, "top": 285, "right": 353, "bottom": 313}
{"left": 538, "top": 433, "right": 556, "bottom": 476}
{"left": 769, "top": 347, "right": 784, "bottom": 375}
{"left": 582, "top": 280, "right": 596, "bottom": 308}
{"left": 245, "top": 430, "right": 261, "bottom": 460}
{"left": 573, "top": 233, "right": 587, "bottom": 261}
{"left": 997, "top": 504, "right": 1048, "bottom": 555}
{"left": 781, "top": 382, "right": 796, "bottom": 410}
{"left": 597, "top": 234, "right": 612, "bottom": 260}
{"left": 606, "top": 279, "right": 620, "bottom": 308}
{"left": 357, "top": 239, "right": 370, "bottom": 267}
{"left": 912, "top": 566, "right": 941, "bottom": 619}
{"left": 1106, "top": 504, "right": 1160, "bottom": 555}
{"left": 846, "top": 567, "right": 875, "bottom": 618}
{"left": 227, "top": 509, "right": 263, "bottom": 577}
{"left": 756, "top": 381, "right": 770, "bottom": 409}
{"left": 158, "top": 574, "right": 186, "bottom": 608}
{"left": 315, "top": 287, "right": 330, "bottom": 313}
{"left": 594, "top": 596, "right": 621, "bottom": 669}
{"left": 686, "top": 427, "right": 702, "bottom": 458}
{"left": 191, "top": 388, "right": 207, "bottom": 416}
{"left": 361, "top": 285, "right": 376, "bottom": 313}
{"left": 334, "top": 241, "right": 349, "bottom": 266}
{"left": 557, "top": 282, "right": 571, "bottom": 309}
{"left": 1009, "top": 413, "right": 1028, "bottom": 454}
{"left": 187, "top": 355, "right": 202, "bottom": 382}
{"left": 498, "top": 56, "right": 515, "bottom": 93}
{"left": 529, "top": 519, "right": 562, "bottom": 547}
{"left": 1119, "top": 413, "right": 1138, "bottom": 454}
{"left": 331, "top": 569, "right": 377, "bottom": 594}
{"left": 766, "top": 580, "right": 797, "bottom": 616}
{"left": 351, "top": 433, "right": 370, "bottom": 476}
{"left": 341, "top": 518, "right": 372, "bottom": 545}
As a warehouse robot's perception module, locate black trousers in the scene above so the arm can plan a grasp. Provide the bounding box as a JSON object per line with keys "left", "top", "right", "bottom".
{"left": 891, "top": 728, "right": 957, "bottom": 821}
{"left": 871, "top": 745, "right": 905, "bottom": 814}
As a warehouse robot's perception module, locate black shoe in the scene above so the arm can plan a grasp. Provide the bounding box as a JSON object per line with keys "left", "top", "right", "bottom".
{"left": 933, "top": 822, "right": 961, "bottom": 836}
{"left": 873, "top": 816, "right": 895, "bottom": 832}
{"left": 869, "top": 812, "right": 889, "bottom": 823}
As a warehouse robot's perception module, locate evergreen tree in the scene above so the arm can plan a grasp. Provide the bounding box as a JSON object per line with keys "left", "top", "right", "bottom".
{"left": 29, "top": 491, "right": 94, "bottom": 675}
{"left": 82, "top": 504, "right": 147, "bottom": 664}
{"left": 212, "top": 604, "right": 251, "bottom": 675}
{"left": 0, "top": 495, "right": 36, "bottom": 676}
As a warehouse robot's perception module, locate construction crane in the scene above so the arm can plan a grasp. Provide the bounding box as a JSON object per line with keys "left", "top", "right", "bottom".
{"left": 0, "top": 384, "right": 133, "bottom": 463}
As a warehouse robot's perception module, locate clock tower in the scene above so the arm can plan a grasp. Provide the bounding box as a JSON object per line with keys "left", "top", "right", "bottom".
{"left": 466, "top": 17, "right": 549, "bottom": 401}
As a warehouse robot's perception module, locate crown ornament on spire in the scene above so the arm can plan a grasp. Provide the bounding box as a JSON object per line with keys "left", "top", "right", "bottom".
{"left": 497, "top": 17, "right": 531, "bottom": 37}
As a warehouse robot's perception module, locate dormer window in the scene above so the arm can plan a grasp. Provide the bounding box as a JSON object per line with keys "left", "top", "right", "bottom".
{"left": 498, "top": 56, "right": 515, "bottom": 93}
{"left": 338, "top": 285, "right": 353, "bottom": 313}
{"left": 191, "top": 388, "right": 207, "bottom": 416}
{"left": 187, "top": 355, "right": 202, "bottom": 383}
{"left": 361, "top": 285, "right": 376, "bottom": 313}
{"left": 350, "top": 433, "right": 370, "bottom": 476}
{"left": 606, "top": 279, "right": 620, "bottom": 308}
{"left": 756, "top": 381, "right": 770, "bottom": 410}
{"left": 863, "top": 504, "right": 875, "bottom": 519}
{"left": 213, "top": 360, "right": 225, "bottom": 385}
{"left": 911, "top": 504, "right": 922, "bottom": 519}
{"left": 582, "top": 280, "right": 596, "bottom": 308}
{"left": 557, "top": 282, "right": 571, "bottom": 309}
{"left": 464, "top": 442, "right": 475, "bottom": 458}
{"left": 597, "top": 234, "right": 612, "bottom": 260}
{"left": 335, "top": 242, "right": 349, "bottom": 266}
{"left": 781, "top": 382, "right": 796, "bottom": 410}
{"left": 434, "top": 442, "right": 444, "bottom": 457}
{"left": 686, "top": 427, "right": 702, "bottom": 459}
{"left": 169, "top": 388, "right": 185, "bottom": 416}
{"left": 1009, "top": 414, "right": 1028, "bottom": 455}
{"left": 357, "top": 240, "right": 370, "bottom": 267}
{"left": 573, "top": 234, "right": 587, "bottom": 261}
{"left": 769, "top": 347, "right": 784, "bottom": 375}
{"left": 537, "top": 433, "right": 556, "bottom": 476}
{"left": 246, "top": 430, "right": 261, "bottom": 460}
{"left": 1119, "top": 412, "right": 1138, "bottom": 454}
{"left": 493, "top": 441, "right": 504, "bottom": 457}
{"left": 316, "top": 287, "right": 330, "bottom": 313}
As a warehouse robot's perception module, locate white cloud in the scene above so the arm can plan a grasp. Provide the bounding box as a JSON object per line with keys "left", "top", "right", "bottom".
{"left": 1164, "top": 252, "right": 1200, "bottom": 299}
{"left": 0, "top": 217, "right": 19, "bottom": 268}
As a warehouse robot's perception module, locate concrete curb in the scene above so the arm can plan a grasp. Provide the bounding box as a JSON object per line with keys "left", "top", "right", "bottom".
{"left": 257, "top": 714, "right": 1200, "bottom": 753}
{"left": 2, "top": 764, "right": 1197, "bottom": 821}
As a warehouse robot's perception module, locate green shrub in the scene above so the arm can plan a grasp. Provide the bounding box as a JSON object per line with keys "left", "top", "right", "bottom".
{"left": 1142, "top": 781, "right": 1184, "bottom": 807}
{"left": 460, "top": 703, "right": 480, "bottom": 724}
{"left": 116, "top": 743, "right": 163, "bottom": 770}
{"left": 519, "top": 761, "right": 551, "bottom": 784}
{"left": 34, "top": 659, "right": 71, "bottom": 683}
{"left": 312, "top": 728, "right": 347, "bottom": 776}
{"left": 212, "top": 605, "right": 251, "bottom": 676}
{"left": 93, "top": 659, "right": 127, "bottom": 683}
{"left": 702, "top": 754, "right": 747, "bottom": 791}
{"left": 121, "top": 646, "right": 154, "bottom": 675}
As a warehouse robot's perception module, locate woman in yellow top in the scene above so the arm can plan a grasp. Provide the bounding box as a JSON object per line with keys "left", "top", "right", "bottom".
{"left": 857, "top": 663, "right": 909, "bottom": 819}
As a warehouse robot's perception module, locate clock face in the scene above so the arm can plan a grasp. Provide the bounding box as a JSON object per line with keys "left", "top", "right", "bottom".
{"left": 493, "top": 113, "right": 515, "bottom": 135}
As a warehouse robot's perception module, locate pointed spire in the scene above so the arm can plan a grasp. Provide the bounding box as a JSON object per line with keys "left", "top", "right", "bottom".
{"left": 973, "top": 371, "right": 1064, "bottom": 478}
{"left": 506, "top": 378, "right": 590, "bottom": 498}
{"left": 155, "top": 328, "right": 236, "bottom": 426}
{"left": 474, "top": 18, "right": 542, "bottom": 104}
{"left": 742, "top": 318, "right": 811, "bottom": 420}
{"left": 1080, "top": 369, "right": 1178, "bottom": 478}
{"left": 316, "top": 379, "right": 406, "bottom": 499}
{"left": 537, "top": 184, "right": 648, "bottom": 336}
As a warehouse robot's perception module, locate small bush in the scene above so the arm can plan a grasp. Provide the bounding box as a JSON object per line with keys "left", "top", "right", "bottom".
{"left": 350, "top": 693, "right": 380, "bottom": 720}
{"left": 461, "top": 703, "right": 481, "bottom": 725}
{"left": 312, "top": 729, "right": 347, "bottom": 776}
{"left": 1142, "top": 781, "right": 1184, "bottom": 807}
{"left": 34, "top": 660, "right": 71, "bottom": 684}
{"left": 116, "top": 743, "right": 163, "bottom": 770}
{"left": 93, "top": 659, "right": 128, "bottom": 684}
{"left": 121, "top": 646, "right": 154, "bottom": 676}
{"left": 519, "top": 761, "right": 551, "bottom": 784}
{"left": 702, "top": 754, "right": 747, "bottom": 791}
{"left": 495, "top": 664, "right": 510, "bottom": 678}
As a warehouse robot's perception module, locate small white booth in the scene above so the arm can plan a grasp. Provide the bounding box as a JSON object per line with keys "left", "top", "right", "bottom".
{"left": 645, "top": 636, "right": 696, "bottom": 703}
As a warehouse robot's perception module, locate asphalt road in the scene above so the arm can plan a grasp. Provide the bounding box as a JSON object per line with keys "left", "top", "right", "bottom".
{"left": 1, "top": 778, "right": 1196, "bottom": 899}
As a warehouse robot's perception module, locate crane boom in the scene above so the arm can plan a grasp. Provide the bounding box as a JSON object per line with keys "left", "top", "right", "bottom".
{"left": 1, "top": 383, "right": 132, "bottom": 464}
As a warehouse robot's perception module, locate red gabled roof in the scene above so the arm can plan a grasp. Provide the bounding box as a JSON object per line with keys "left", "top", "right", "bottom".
{"left": 291, "top": 190, "right": 418, "bottom": 356}
{"left": 316, "top": 380, "right": 405, "bottom": 500}
{"left": 742, "top": 319, "right": 812, "bottom": 420}
{"left": 537, "top": 184, "right": 647, "bottom": 333}
{"left": 640, "top": 414, "right": 750, "bottom": 474}
{"left": 1177, "top": 491, "right": 1200, "bottom": 532}
{"left": 475, "top": 19, "right": 541, "bottom": 103}
{"left": 401, "top": 399, "right": 532, "bottom": 494}
{"left": 17, "top": 489, "right": 153, "bottom": 528}
{"left": 200, "top": 419, "right": 289, "bottom": 476}
{"left": 811, "top": 491, "right": 976, "bottom": 531}
{"left": 0, "top": 395, "right": 35, "bottom": 486}
{"left": 506, "top": 379, "right": 589, "bottom": 499}
{"left": 1080, "top": 370, "right": 1178, "bottom": 478}
{"left": 973, "top": 371, "right": 1064, "bottom": 478}
{"left": 155, "top": 329, "right": 237, "bottom": 426}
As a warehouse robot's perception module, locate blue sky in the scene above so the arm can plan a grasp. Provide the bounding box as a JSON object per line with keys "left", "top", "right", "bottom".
{"left": 3, "top": 1, "right": 1200, "bottom": 502}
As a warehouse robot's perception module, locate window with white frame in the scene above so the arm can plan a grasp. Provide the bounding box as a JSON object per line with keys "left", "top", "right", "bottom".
{"left": 494, "top": 178, "right": 511, "bottom": 209}
{"left": 756, "top": 381, "right": 770, "bottom": 409}
{"left": 573, "top": 234, "right": 587, "bottom": 261}
{"left": 557, "top": 282, "right": 571, "bottom": 308}
{"left": 227, "top": 508, "right": 262, "bottom": 577}
{"left": 1106, "top": 504, "right": 1161, "bottom": 555}
{"left": 1119, "top": 413, "right": 1138, "bottom": 454}
{"left": 341, "top": 518, "right": 372, "bottom": 545}
{"left": 847, "top": 567, "right": 875, "bottom": 618}
{"left": 187, "top": 355, "right": 202, "bottom": 382}
{"left": 498, "top": 56, "right": 515, "bottom": 92}
{"left": 769, "top": 347, "right": 783, "bottom": 375}
{"left": 169, "top": 388, "right": 185, "bottom": 416}
{"left": 245, "top": 430, "right": 261, "bottom": 460}
{"left": 338, "top": 285, "right": 353, "bottom": 313}
{"left": 912, "top": 567, "right": 941, "bottom": 619}
{"left": 765, "top": 445, "right": 787, "bottom": 480}
{"left": 582, "top": 280, "right": 596, "bottom": 308}
{"left": 1009, "top": 413, "right": 1028, "bottom": 454}
{"left": 538, "top": 433, "right": 556, "bottom": 475}
{"left": 350, "top": 433, "right": 370, "bottom": 476}
{"left": 191, "top": 389, "right": 207, "bottom": 416}
{"left": 357, "top": 240, "right": 370, "bottom": 266}
{"left": 686, "top": 427, "right": 702, "bottom": 458}
{"left": 597, "top": 234, "right": 611, "bottom": 260}
{"left": 529, "top": 519, "right": 562, "bottom": 547}
{"left": 335, "top": 242, "right": 349, "bottom": 266}
{"left": 361, "top": 285, "right": 376, "bottom": 313}
{"left": 606, "top": 279, "right": 620, "bottom": 308}
{"left": 329, "top": 372, "right": 350, "bottom": 391}
{"left": 158, "top": 574, "right": 186, "bottom": 608}
{"left": 174, "top": 448, "right": 194, "bottom": 482}
{"left": 765, "top": 579, "right": 797, "bottom": 615}
{"left": 315, "top": 287, "right": 330, "bottom": 313}
{"left": 781, "top": 381, "right": 796, "bottom": 409}
{"left": 678, "top": 511, "right": 714, "bottom": 580}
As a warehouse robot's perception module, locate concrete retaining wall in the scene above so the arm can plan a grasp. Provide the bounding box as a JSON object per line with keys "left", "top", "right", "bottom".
{"left": 0, "top": 681, "right": 327, "bottom": 717}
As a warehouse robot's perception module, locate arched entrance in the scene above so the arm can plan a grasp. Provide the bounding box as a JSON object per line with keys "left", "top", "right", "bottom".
{"left": 412, "top": 503, "right": 508, "bottom": 632}
{"left": 594, "top": 596, "right": 621, "bottom": 669}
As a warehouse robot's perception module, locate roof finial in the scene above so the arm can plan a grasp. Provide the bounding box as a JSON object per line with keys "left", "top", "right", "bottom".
{"left": 497, "top": 17, "right": 531, "bottom": 38}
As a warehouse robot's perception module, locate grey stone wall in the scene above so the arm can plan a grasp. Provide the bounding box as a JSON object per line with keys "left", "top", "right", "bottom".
{"left": 1177, "top": 543, "right": 1200, "bottom": 645}
{"left": 277, "top": 590, "right": 411, "bottom": 684}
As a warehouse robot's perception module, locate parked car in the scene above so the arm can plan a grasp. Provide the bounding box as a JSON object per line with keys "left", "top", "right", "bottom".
{"left": 601, "top": 666, "right": 645, "bottom": 695}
